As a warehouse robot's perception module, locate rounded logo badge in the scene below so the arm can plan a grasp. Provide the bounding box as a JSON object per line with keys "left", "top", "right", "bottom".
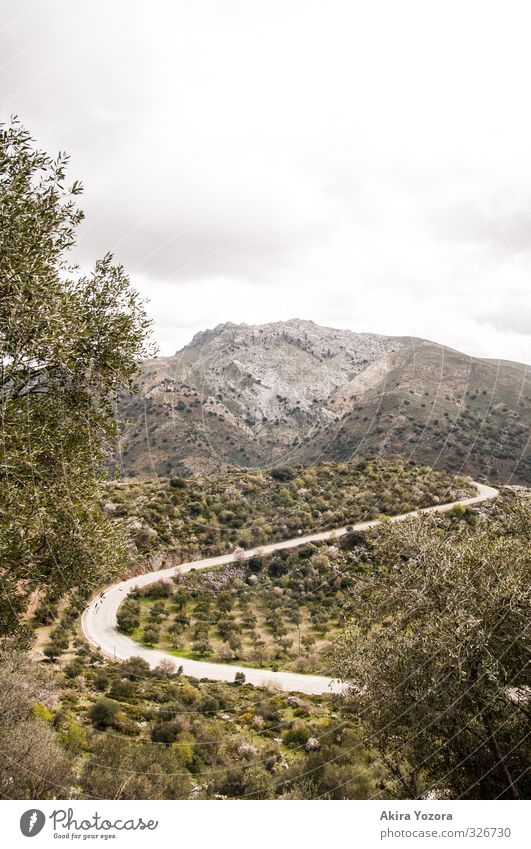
{"left": 20, "top": 809, "right": 46, "bottom": 837}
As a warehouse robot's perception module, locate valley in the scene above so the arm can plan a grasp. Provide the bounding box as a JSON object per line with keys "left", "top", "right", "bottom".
{"left": 111, "top": 479, "right": 496, "bottom": 684}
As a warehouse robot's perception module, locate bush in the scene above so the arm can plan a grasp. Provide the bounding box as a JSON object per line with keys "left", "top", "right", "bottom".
{"left": 33, "top": 702, "right": 54, "bottom": 723}
{"left": 151, "top": 720, "right": 180, "bottom": 745}
{"left": 88, "top": 698, "right": 120, "bottom": 729}
{"left": 169, "top": 477, "right": 187, "bottom": 489}
{"left": 270, "top": 467, "right": 295, "bottom": 481}
{"left": 109, "top": 678, "right": 137, "bottom": 702}
{"left": 117, "top": 608, "right": 140, "bottom": 633}
{"left": 60, "top": 720, "right": 88, "bottom": 754}
{"left": 198, "top": 696, "right": 219, "bottom": 715}
{"left": 121, "top": 656, "right": 151, "bottom": 680}
{"left": 63, "top": 660, "right": 83, "bottom": 679}
{"left": 94, "top": 672, "right": 110, "bottom": 691}
{"left": 81, "top": 736, "right": 192, "bottom": 799}
{"left": 283, "top": 722, "right": 312, "bottom": 748}
{"left": 142, "top": 627, "right": 160, "bottom": 646}
{"left": 146, "top": 580, "right": 173, "bottom": 599}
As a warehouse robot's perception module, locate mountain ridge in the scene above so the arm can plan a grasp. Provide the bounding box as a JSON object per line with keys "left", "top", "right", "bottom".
{"left": 116, "top": 319, "right": 531, "bottom": 484}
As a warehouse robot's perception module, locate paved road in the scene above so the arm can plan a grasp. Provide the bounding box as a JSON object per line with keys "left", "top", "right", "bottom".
{"left": 81, "top": 481, "right": 498, "bottom": 695}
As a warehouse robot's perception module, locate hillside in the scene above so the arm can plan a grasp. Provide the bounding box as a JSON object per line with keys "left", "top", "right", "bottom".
{"left": 105, "top": 457, "right": 471, "bottom": 568}
{"left": 116, "top": 320, "right": 531, "bottom": 484}
{"left": 300, "top": 340, "right": 531, "bottom": 484}
{"left": 28, "top": 487, "right": 529, "bottom": 800}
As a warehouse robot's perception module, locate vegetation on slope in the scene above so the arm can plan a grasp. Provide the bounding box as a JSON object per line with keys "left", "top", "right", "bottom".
{"left": 301, "top": 342, "right": 531, "bottom": 485}
{"left": 1, "top": 643, "right": 383, "bottom": 800}
{"left": 4, "top": 490, "right": 527, "bottom": 800}
{"left": 1, "top": 122, "right": 526, "bottom": 804}
{"left": 106, "top": 457, "right": 473, "bottom": 567}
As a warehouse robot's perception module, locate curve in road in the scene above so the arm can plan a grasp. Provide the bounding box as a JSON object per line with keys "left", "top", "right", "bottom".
{"left": 82, "top": 481, "right": 498, "bottom": 695}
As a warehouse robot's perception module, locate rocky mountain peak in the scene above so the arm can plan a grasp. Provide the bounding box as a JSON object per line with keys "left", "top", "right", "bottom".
{"left": 118, "top": 319, "right": 531, "bottom": 483}
{"left": 180, "top": 318, "right": 399, "bottom": 361}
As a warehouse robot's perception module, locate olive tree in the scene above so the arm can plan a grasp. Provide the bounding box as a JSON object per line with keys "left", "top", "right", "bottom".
{"left": 329, "top": 493, "right": 530, "bottom": 800}
{"left": 0, "top": 120, "right": 153, "bottom": 637}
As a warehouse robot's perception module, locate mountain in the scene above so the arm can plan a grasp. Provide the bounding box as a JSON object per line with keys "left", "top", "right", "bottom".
{"left": 116, "top": 319, "right": 531, "bottom": 484}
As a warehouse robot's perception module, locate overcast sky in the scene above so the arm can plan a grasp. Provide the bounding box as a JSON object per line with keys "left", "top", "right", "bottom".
{"left": 2, "top": 0, "right": 530, "bottom": 362}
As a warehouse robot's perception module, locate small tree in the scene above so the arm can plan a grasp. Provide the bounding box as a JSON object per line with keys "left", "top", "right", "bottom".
{"left": 88, "top": 698, "right": 120, "bottom": 729}
{"left": 142, "top": 627, "right": 160, "bottom": 646}
{"left": 121, "top": 656, "right": 150, "bottom": 680}
{"left": 329, "top": 495, "right": 530, "bottom": 800}
{"left": 117, "top": 608, "right": 140, "bottom": 634}
{"left": 0, "top": 120, "right": 152, "bottom": 638}
{"left": 192, "top": 638, "right": 212, "bottom": 656}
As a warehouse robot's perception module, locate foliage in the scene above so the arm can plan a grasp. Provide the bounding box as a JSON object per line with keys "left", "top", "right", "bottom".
{"left": 88, "top": 698, "right": 121, "bottom": 729}
{"left": 0, "top": 644, "right": 73, "bottom": 797}
{"left": 117, "top": 464, "right": 475, "bottom": 673}
{"left": 329, "top": 491, "right": 531, "bottom": 799}
{"left": 108, "top": 457, "right": 472, "bottom": 565}
{"left": 81, "top": 735, "right": 192, "bottom": 799}
{"left": 4, "top": 493, "right": 528, "bottom": 801}
{"left": 0, "top": 120, "right": 152, "bottom": 637}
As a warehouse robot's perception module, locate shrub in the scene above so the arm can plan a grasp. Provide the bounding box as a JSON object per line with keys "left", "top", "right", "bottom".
{"left": 271, "top": 467, "right": 295, "bottom": 481}
{"left": 94, "top": 672, "right": 110, "bottom": 691}
{"left": 117, "top": 608, "right": 140, "bottom": 633}
{"left": 151, "top": 720, "right": 181, "bottom": 745}
{"left": 283, "top": 722, "right": 312, "bottom": 748}
{"left": 33, "top": 702, "right": 54, "bottom": 723}
{"left": 89, "top": 698, "right": 120, "bottom": 729}
{"left": 81, "top": 736, "right": 191, "bottom": 799}
{"left": 142, "top": 627, "right": 160, "bottom": 646}
{"left": 198, "top": 696, "right": 219, "bottom": 715}
{"left": 146, "top": 580, "right": 173, "bottom": 599}
{"left": 121, "top": 656, "right": 151, "bottom": 680}
{"left": 63, "top": 660, "right": 83, "bottom": 679}
{"left": 109, "top": 678, "right": 137, "bottom": 702}
{"left": 169, "top": 477, "right": 187, "bottom": 489}
{"left": 60, "top": 720, "right": 88, "bottom": 754}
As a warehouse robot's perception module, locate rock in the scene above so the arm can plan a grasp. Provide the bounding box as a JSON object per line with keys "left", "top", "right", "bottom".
{"left": 305, "top": 737, "right": 320, "bottom": 751}
{"left": 237, "top": 741, "right": 258, "bottom": 757}
{"left": 247, "top": 574, "right": 259, "bottom": 585}
{"left": 190, "top": 784, "right": 204, "bottom": 798}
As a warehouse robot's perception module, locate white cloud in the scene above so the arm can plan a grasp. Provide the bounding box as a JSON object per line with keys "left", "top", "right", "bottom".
{"left": 1, "top": 0, "right": 530, "bottom": 363}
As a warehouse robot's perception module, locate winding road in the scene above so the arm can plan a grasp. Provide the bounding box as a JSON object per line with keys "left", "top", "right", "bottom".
{"left": 82, "top": 481, "right": 498, "bottom": 695}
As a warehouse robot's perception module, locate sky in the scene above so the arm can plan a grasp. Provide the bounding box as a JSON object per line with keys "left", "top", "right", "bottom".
{"left": 1, "top": 0, "right": 531, "bottom": 362}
